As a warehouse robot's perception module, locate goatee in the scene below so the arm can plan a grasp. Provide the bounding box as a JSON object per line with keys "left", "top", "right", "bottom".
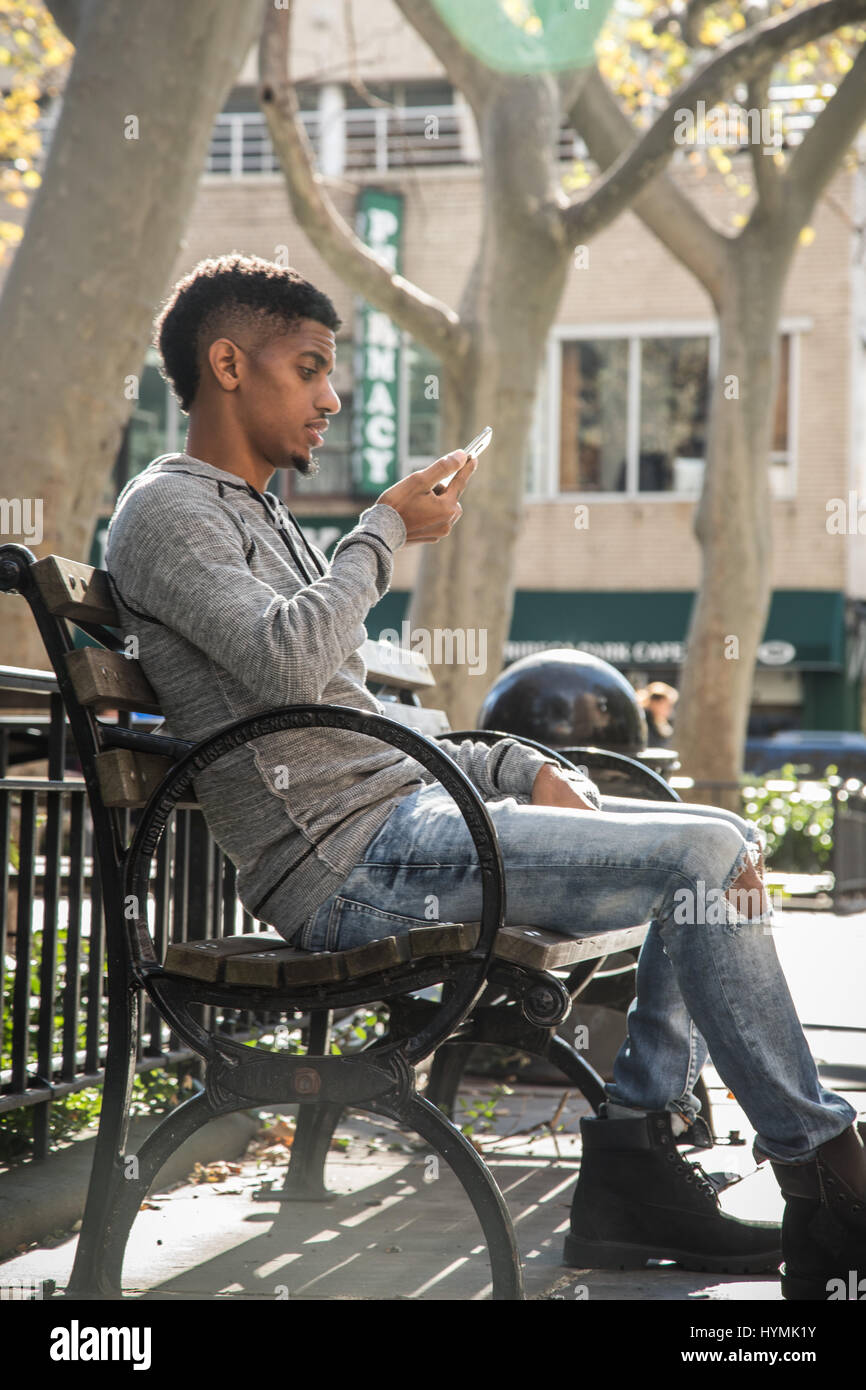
{"left": 290, "top": 451, "right": 320, "bottom": 478}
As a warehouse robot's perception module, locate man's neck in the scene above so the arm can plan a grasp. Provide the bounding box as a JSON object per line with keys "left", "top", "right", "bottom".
{"left": 185, "top": 415, "right": 273, "bottom": 494}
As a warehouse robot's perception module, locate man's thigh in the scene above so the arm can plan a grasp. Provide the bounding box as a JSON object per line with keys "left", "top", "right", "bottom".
{"left": 300, "top": 783, "right": 750, "bottom": 951}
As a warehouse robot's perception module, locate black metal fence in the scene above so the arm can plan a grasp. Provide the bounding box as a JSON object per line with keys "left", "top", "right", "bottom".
{"left": 1, "top": 667, "right": 274, "bottom": 1159}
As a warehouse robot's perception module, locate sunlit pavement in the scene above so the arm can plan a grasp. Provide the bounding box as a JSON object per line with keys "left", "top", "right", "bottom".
{"left": 1, "top": 909, "right": 863, "bottom": 1301}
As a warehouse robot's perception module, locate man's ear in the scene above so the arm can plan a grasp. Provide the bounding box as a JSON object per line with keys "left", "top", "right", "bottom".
{"left": 207, "top": 338, "right": 244, "bottom": 394}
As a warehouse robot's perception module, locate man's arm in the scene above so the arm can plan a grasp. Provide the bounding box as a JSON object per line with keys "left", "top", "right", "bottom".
{"left": 106, "top": 477, "right": 406, "bottom": 707}
{"left": 410, "top": 734, "right": 602, "bottom": 808}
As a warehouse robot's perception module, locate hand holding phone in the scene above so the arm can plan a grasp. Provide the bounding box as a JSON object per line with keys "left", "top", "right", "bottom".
{"left": 435, "top": 426, "right": 493, "bottom": 490}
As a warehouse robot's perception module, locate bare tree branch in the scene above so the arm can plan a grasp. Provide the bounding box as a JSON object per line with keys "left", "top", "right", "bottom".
{"left": 560, "top": 0, "right": 866, "bottom": 244}
{"left": 342, "top": 0, "right": 396, "bottom": 109}
{"left": 391, "top": 0, "right": 502, "bottom": 121}
{"left": 782, "top": 43, "right": 866, "bottom": 231}
{"left": 570, "top": 68, "right": 730, "bottom": 300}
{"left": 747, "top": 72, "right": 784, "bottom": 216}
{"left": 682, "top": 0, "right": 718, "bottom": 47}
{"left": 259, "top": 0, "right": 465, "bottom": 363}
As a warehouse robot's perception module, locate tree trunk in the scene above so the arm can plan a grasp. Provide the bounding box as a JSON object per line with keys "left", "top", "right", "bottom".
{"left": 0, "top": 0, "right": 262, "bottom": 671}
{"left": 408, "top": 79, "right": 572, "bottom": 728}
{"left": 673, "top": 221, "right": 793, "bottom": 809}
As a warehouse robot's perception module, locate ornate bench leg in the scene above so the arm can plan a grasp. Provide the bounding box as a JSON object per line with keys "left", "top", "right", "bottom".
{"left": 425, "top": 1042, "right": 474, "bottom": 1119}
{"left": 387, "top": 1093, "right": 524, "bottom": 1301}
{"left": 271, "top": 1102, "right": 343, "bottom": 1201}
{"left": 68, "top": 984, "right": 140, "bottom": 1296}
{"left": 546, "top": 1033, "right": 607, "bottom": 1111}
{"left": 71, "top": 1090, "right": 228, "bottom": 1296}
{"left": 273, "top": 1009, "right": 342, "bottom": 1200}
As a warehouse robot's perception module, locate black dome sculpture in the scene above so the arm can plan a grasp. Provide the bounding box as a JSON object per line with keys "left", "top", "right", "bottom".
{"left": 478, "top": 648, "right": 648, "bottom": 756}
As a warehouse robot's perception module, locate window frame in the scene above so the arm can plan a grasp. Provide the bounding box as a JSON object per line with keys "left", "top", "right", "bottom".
{"left": 540, "top": 318, "right": 807, "bottom": 503}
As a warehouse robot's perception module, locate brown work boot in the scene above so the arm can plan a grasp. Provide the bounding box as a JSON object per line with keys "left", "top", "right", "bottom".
{"left": 771, "top": 1123, "right": 866, "bottom": 1300}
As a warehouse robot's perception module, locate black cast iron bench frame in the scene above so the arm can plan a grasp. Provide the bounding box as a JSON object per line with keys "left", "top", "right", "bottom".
{"left": 1, "top": 542, "right": 682, "bottom": 1301}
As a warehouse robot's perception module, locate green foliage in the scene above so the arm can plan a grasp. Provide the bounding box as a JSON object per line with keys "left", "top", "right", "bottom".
{"left": 741, "top": 764, "right": 837, "bottom": 872}
{"left": 0, "top": 1067, "right": 182, "bottom": 1162}
{"left": 458, "top": 1083, "right": 513, "bottom": 1138}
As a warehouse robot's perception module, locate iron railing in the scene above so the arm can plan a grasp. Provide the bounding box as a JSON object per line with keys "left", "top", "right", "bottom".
{"left": 34, "top": 84, "right": 831, "bottom": 185}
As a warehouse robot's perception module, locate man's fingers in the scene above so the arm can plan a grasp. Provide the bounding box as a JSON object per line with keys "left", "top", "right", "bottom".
{"left": 442, "top": 456, "right": 478, "bottom": 497}
{"left": 418, "top": 451, "right": 468, "bottom": 489}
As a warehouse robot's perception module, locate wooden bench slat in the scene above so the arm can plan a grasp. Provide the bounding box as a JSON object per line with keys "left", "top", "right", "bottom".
{"left": 32, "top": 555, "right": 119, "bottom": 626}
{"left": 492, "top": 924, "right": 647, "bottom": 970}
{"left": 408, "top": 921, "right": 479, "bottom": 958}
{"left": 225, "top": 945, "right": 345, "bottom": 988}
{"left": 360, "top": 637, "right": 436, "bottom": 692}
{"left": 380, "top": 704, "right": 451, "bottom": 738}
{"left": 164, "top": 934, "right": 285, "bottom": 982}
{"left": 161, "top": 921, "right": 646, "bottom": 989}
{"left": 66, "top": 647, "right": 162, "bottom": 714}
{"left": 95, "top": 748, "right": 179, "bottom": 808}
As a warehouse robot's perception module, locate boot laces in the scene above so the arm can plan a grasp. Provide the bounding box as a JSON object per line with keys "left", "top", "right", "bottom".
{"left": 669, "top": 1148, "right": 719, "bottom": 1203}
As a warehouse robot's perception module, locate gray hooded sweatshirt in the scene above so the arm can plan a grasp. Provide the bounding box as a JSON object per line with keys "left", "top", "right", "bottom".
{"left": 105, "top": 453, "right": 562, "bottom": 941}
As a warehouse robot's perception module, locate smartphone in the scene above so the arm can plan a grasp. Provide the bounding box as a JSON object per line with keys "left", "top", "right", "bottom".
{"left": 463, "top": 425, "right": 493, "bottom": 459}
{"left": 437, "top": 426, "right": 493, "bottom": 490}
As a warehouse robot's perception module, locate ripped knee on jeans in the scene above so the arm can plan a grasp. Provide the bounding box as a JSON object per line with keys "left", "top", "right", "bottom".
{"left": 725, "top": 858, "right": 769, "bottom": 922}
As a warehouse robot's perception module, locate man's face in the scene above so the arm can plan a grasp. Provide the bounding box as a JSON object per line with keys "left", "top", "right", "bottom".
{"left": 238, "top": 318, "right": 340, "bottom": 476}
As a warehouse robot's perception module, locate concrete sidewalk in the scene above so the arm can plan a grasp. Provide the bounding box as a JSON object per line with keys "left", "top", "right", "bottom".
{"left": 0, "top": 1081, "right": 794, "bottom": 1302}
{"left": 1, "top": 909, "right": 863, "bottom": 1302}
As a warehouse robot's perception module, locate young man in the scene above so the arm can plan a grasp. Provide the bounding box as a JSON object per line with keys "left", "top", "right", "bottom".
{"left": 107, "top": 254, "right": 864, "bottom": 1300}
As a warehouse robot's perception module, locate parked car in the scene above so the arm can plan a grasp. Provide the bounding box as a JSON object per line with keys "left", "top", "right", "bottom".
{"left": 744, "top": 730, "right": 866, "bottom": 781}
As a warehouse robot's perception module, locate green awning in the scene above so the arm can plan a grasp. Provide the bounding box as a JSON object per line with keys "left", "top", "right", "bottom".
{"left": 368, "top": 590, "right": 847, "bottom": 671}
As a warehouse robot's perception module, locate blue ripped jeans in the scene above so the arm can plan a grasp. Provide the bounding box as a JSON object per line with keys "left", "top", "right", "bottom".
{"left": 298, "top": 783, "right": 856, "bottom": 1163}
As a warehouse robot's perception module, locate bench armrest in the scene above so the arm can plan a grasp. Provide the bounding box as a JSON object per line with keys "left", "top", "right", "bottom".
{"left": 123, "top": 703, "right": 507, "bottom": 1064}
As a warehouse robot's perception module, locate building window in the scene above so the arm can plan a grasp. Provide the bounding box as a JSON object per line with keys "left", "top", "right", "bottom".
{"left": 406, "top": 340, "right": 441, "bottom": 469}
{"left": 551, "top": 327, "right": 796, "bottom": 498}
{"left": 559, "top": 338, "right": 628, "bottom": 492}
{"left": 638, "top": 336, "right": 709, "bottom": 494}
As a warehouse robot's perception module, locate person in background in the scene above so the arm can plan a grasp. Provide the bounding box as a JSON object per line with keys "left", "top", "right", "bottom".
{"left": 636, "top": 681, "right": 678, "bottom": 747}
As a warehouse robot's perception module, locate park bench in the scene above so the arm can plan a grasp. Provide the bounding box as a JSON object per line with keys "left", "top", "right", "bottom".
{"left": 0, "top": 542, "right": 682, "bottom": 1301}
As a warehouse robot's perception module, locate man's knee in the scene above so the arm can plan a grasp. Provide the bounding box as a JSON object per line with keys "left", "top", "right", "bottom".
{"left": 725, "top": 858, "right": 768, "bottom": 922}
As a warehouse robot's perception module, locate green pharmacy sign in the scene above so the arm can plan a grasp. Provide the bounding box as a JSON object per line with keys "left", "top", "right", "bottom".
{"left": 353, "top": 188, "right": 404, "bottom": 495}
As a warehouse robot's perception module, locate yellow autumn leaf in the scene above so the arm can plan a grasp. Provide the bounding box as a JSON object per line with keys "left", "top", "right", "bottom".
{"left": 799, "top": 226, "right": 816, "bottom": 247}
{"left": 732, "top": 213, "right": 748, "bottom": 228}
{"left": 21, "top": 168, "right": 39, "bottom": 187}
